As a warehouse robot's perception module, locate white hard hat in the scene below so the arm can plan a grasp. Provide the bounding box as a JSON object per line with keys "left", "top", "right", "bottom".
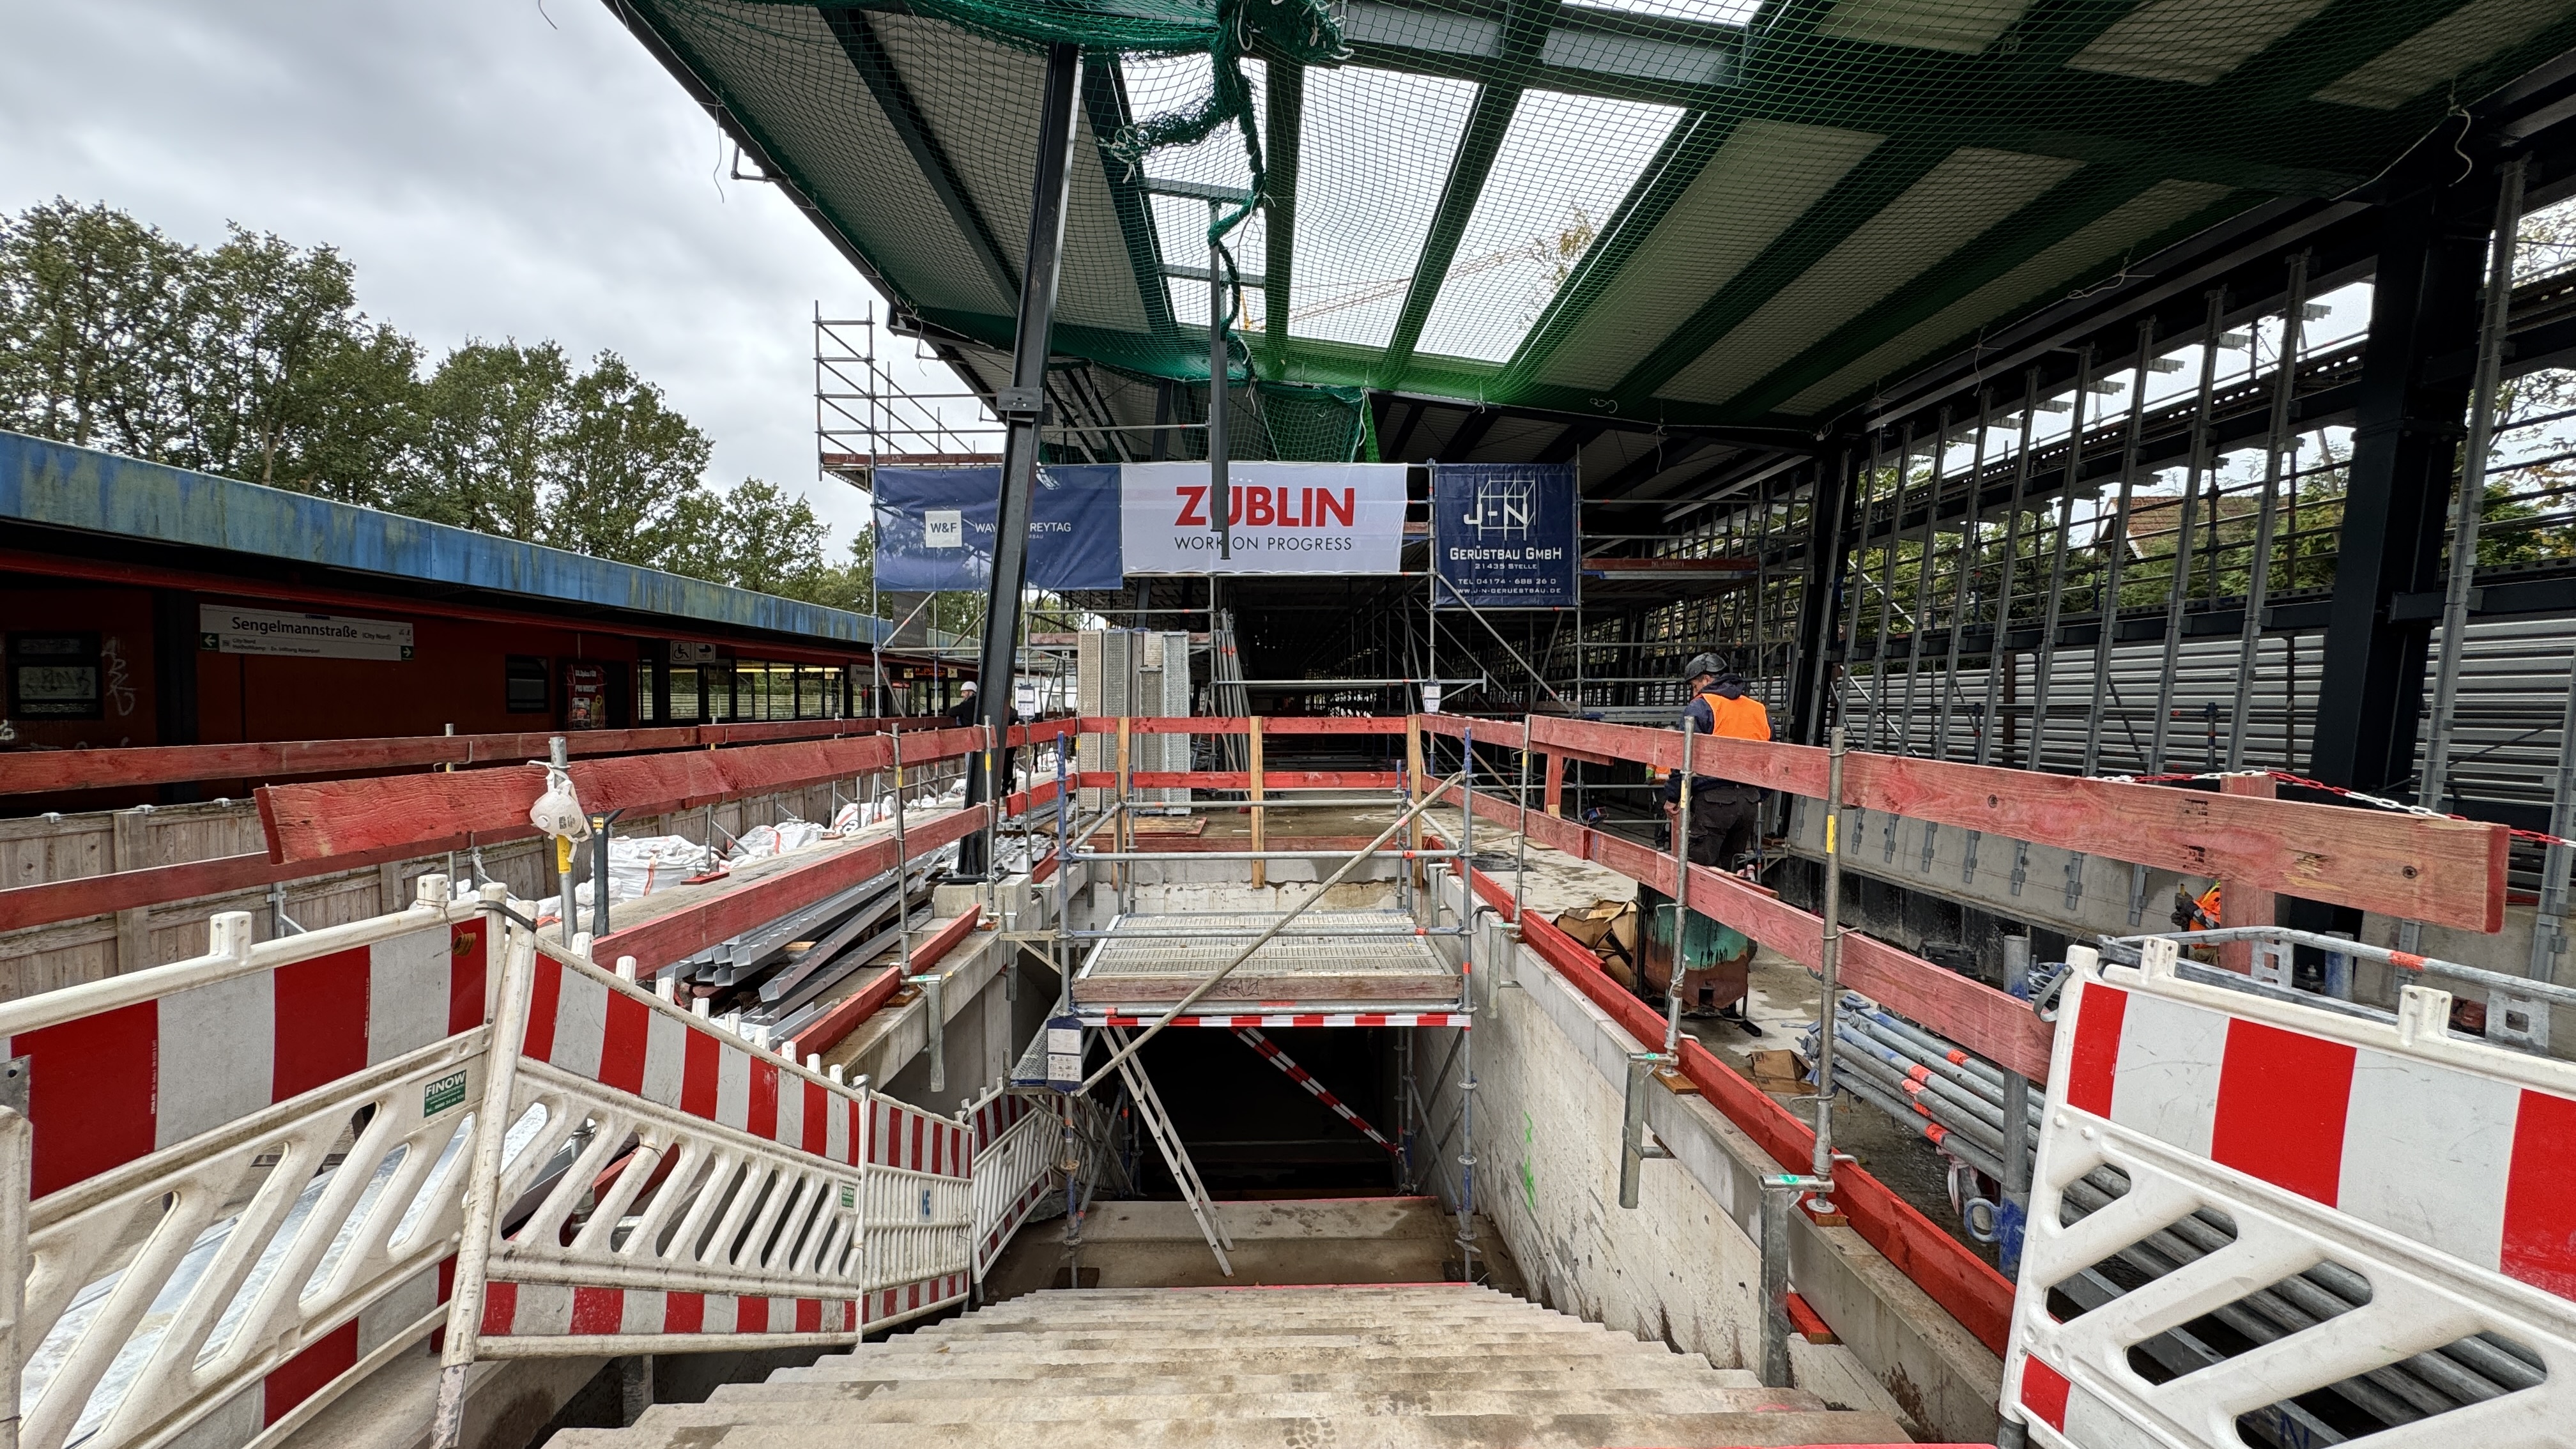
{"left": 960, "top": 681, "right": 977, "bottom": 694}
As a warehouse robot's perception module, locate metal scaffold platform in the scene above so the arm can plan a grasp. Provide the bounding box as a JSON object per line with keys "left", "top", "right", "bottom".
{"left": 1073, "top": 909, "right": 1462, "bottom": 1015}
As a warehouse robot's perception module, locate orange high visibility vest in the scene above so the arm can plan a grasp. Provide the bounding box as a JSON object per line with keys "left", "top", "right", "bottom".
{"left": 1700, "top": 691, "right": 1772, "bottom": 743}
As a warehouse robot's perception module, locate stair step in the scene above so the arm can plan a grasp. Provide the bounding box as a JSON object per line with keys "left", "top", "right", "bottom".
{"left": 553, "top": 1408, "right": 1909, "bottom": 1448}
{"left": 747, "top": 1368, "right": 1766, "bottom": 1398}
{"left": 866, "top": 1329, "right": 1657, "bottom": 1354}
{"left": 654, "top": 1386, "right": 1828, "bottom": 1423}
{"left": 772, "top": 1340, "right": 1721, "bottom": 1371}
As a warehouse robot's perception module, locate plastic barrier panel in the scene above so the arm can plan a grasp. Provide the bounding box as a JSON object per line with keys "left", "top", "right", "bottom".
{"left": 455, "top": 931, "right": 972, "bottom": 1358}
{"left": 2004, "top": 940, "right": 2576, "bottom": 1449}
{"left": 0, "top": 882, "right": 490, "bottom": 1449}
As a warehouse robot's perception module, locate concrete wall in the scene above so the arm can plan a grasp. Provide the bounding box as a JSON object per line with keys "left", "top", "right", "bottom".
{"left": 1423, "top": 891, "right": 2004, "bottom": 1444}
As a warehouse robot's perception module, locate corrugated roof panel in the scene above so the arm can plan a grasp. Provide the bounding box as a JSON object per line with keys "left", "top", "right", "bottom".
{"left": 1535, "top": 119, "right": 1883, "bottom": 392}
{"left": 1777, "top": 178, "right": 2237, "bottom": 415}
{"left": 640, "top": 1, "right": 1011, "bottom": 318}
{"left": 2069, "top": 0, "right": 2332, "bottom": 86}
{"left": 870, "top": 14, "right": 1147, "bottom": 334}
{"left": 2314, "top": 0, "right": 2576, "bottom": 110}
{"left": 1659, "top": 146, "right": 2079, "bottom": 405}
{"left": 1414, "top": 89, "right": 1683, "bottom": 364}
{"left": 1816, "top": 0, "right": 2034, "bottom": 54}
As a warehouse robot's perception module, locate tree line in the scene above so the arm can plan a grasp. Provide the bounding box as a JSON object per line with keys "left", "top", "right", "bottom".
{"left": 0, "top": 199, "right": 886, "bottom": 608}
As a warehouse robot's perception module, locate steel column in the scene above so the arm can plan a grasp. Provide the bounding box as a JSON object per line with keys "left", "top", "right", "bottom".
{"left": 2423, "top": 157, "right": 2530, "bottom": 812}
{"left": 976, "top": 43, "right": 1086, "bottom": 862}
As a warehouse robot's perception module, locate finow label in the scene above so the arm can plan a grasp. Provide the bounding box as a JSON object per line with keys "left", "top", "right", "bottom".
{"left": 1172, "top": 484, "right": 1356, "bottom": 529}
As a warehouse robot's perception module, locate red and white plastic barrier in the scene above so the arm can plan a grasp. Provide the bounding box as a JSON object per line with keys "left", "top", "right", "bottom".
{"left": 3, "top": 907, "right": 487, "bottom": 1197}
{"left": 0, "top": 882, "right": 493, "bottom": 1449}
{"left": 454, "top": 928, "right": 974, "bottom": 1359}
{"left": 2004, "top": 939, "right": 2576, "bottom": 1448}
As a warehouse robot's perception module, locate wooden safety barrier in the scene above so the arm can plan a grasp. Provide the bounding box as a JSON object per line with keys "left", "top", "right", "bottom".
{"left": 0, "top": 716, "right": 939, "bottom": 798}
{"left": 1443, "top": 782, "right": 2053, "bottom": 1080}
{"left": 1418, "top": 712, "right": 2508, "bottom": 933}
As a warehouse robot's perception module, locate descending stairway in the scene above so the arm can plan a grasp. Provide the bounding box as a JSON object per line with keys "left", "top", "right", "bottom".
{"left": 554, "top": 1285, "right": 1915, "bottom": 1448}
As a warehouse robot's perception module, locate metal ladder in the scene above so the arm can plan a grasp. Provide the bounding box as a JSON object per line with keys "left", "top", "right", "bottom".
{"left": 1106, "top": 1025, "right": 1235, "bottom": 1274}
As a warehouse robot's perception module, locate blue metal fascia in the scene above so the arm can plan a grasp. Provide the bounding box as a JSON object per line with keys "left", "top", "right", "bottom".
{"left": 0, "top": 431, "right": 890, "bottom": 649}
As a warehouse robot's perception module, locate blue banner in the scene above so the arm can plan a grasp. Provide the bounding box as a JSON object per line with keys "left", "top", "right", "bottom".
{"left": 871, "top": 464, "right": 1123, "bottom": 592}
{"left": 1430, "top": 462, "right": 1579, "bottom": 608}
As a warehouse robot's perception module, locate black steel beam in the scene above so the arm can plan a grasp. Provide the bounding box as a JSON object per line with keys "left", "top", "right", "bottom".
{"left": 972, "top": 43, "right": 1085, "bottom": 874}
{"left": 822, "top": 8, "right": 1022, "bottom": 305}
{"left": 1265, "top": 61, "right": 1304, "bottom": 367}
{"left": 1083, "top": 57, "right": 1179, "bottom": 343}
{"left": 2301, "top": 178, "right": 2490, "bottom": 894}
{"left": 1790, "top": 448, "right": 1853, "bottom": 746}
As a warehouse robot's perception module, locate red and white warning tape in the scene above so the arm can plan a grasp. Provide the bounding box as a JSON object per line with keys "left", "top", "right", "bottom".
{"left": 1091, "top": 1012, "right": 1467, "bottom": 1028}
{"left": 1233, "top": 1027, "right": 1397, "bottom": 1154}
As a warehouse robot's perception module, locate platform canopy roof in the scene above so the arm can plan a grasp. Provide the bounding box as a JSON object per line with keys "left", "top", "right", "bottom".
{"left": 623, "top": 0, "right": 2576, "bottom": 443}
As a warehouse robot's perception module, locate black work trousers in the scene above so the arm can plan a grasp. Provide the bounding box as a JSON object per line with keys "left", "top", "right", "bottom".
{"left": 1685, "top": 787, "right": 1763, "bottom": 868}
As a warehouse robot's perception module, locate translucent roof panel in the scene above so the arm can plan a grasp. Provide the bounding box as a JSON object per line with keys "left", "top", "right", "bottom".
{"left": 1413, "top": 90, "right": 1683, "bottom": 364}
{"left": 1286, "top": 65, "right": 1480, "bottom": 350}
{"left": 1562, "top": 0, "right": 1761, "bottom": 24}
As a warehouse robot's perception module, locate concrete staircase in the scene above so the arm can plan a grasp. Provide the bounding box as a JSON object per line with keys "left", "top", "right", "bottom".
{"left": 550, "top": 1285, "right": 1915, "bottom": 1448}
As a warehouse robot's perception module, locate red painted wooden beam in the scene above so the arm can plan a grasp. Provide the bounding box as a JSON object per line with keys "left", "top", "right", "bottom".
{"left": 257, "top": 726, "right": 988, "bottom": 866}
{"left": 1119, "top": 771, "right": 1406, "bottom": 791}
{"left": 1446, "top": 785, "right": 2052, "bottom": 1079}
{"left": 1072, "top": 716, "right": 1410, "bottom": 736}
{"left": 0, "top": 718, "right": 946, "bottom": 798}
{"left": 592, "top": 803, "right": 988, "bottom": 972}
{"left": 779, "top": 907, "right": 987, "bottom": 1061}
{"left": 1512, "top": 714, "right": 2505, "bottom": 932}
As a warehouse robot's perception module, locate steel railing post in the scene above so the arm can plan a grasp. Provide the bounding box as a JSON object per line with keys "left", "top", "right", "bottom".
{"left": 432, "top": 889, "right": 539, "bottom": 1449}
{"left": 1811, "top": 728, "right": 1847, "bottom": 1199}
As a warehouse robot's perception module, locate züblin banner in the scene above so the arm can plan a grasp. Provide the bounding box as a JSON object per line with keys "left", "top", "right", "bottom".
{"left": 872, "top": 462, "right": 1412, "bottom": 586}
{"left": 1430, "top": 461, "right": 1579, "bottom": 608}
{"left": 1120, "top": 461, "right": 1409, "bottom": 575}
{"left": 871, "top": 464, "right": 1124, "bottom": 592}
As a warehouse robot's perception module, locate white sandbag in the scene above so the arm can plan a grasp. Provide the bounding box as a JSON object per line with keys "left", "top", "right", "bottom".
{"left": 730, "top": 820, "right": 827, "bottom": 859}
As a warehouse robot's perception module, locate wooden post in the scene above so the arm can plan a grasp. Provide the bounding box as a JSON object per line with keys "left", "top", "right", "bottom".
{"left": 2216, "top": 772, "right": 2278, "bottom": 974}
{"left": 1544, "top": 751, "right": 1565, "bottom": 817}
{"left": 111, "top": 808, "right": 150, "bottom": 974}
{"left": 1116, "top": 715, "right": 1133, "bottom": 892}
{"left": 1248, "top": 716, "right": 1267, "bottom": 889}
{"left": 1406, "top": 714, "right": 1427, "bottom": 887}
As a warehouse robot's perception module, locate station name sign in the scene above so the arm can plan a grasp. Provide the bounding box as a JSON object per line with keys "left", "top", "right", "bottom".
{"left": 199, "top": 605, "right": 415, "bottom": 661}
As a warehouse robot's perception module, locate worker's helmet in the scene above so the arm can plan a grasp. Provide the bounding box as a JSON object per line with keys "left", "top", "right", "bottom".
{"left": 1682, "top": 652, "right": 1725, "bottom": 681}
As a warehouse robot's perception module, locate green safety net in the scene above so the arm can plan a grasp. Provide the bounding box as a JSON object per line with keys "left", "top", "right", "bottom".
{"left": 633, "top": 0, "right": 2576, "bottom": 440}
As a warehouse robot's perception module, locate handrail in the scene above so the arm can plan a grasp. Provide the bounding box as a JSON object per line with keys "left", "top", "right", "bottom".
{"left": 0, "top": 717, "right": 946, "bottom": 798}
{"left": 1422, "top": 711, "right": 2506, "bottom": 932}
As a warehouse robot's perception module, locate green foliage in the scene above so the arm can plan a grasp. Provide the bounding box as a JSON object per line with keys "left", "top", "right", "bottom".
{"left": 0, "top": 198, "right": 896, "bottom": 609}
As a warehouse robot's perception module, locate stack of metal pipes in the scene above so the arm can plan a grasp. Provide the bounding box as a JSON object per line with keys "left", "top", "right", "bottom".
{"left": 1807, "top": 995, "right": 2542, "bottom": 1434}
{"left": 1802, "top": 995, "right": 2034, "bottom": 1192}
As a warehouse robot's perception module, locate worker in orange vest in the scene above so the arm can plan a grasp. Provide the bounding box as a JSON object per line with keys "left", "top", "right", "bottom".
{"left": 1660, "top": 652, "right": 1772, "bottom": 868}
{"left": 1660, "top": 653, "right": 1770, "bottom": 1031}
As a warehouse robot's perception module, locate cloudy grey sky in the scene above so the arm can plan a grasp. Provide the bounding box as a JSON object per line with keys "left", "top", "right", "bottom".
{"left": 0, "top": 0, "right": 947, "bottom": 548}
